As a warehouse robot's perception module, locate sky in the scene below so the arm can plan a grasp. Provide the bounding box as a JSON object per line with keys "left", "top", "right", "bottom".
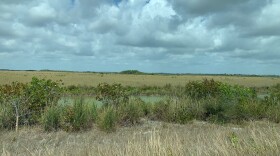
{"left": 0, "top": 0, "right": 280, "bottom": 75}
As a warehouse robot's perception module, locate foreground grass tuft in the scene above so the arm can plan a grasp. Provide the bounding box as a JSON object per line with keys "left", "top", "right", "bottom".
{"left": 97, "top": 106, "right": 117, "bottom": 132}
{"left": 1, "top": 121, "right": 280, "bottom": 156}
{"left": 41, "top": 106, "right": 62, "bottom": 131}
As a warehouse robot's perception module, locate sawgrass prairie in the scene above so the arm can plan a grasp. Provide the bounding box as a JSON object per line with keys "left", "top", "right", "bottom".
{"left": 0, "top": 70, "right": 279, "bottom": 88}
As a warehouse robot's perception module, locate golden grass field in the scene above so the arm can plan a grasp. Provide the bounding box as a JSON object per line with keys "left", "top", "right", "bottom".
{"left": 0, "top": 70, "right": 280, "bottom": 88}
{"left": 1, "top": 120, "right": 280, "bottom": 156}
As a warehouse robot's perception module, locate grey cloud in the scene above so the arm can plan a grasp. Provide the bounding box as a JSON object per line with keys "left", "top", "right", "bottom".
{"left": 0, "top": 0, "right": 30, "bottom": 4}
{"left": 0, "top": 0, "right": 279, "bottom": 75}
{"left": 245, "top": 26, "right": 280, "bottom": 37}
{"left": 27, "top": 3, "right": 57, "bottom": 26}
{"left": 169, "top": 0, "right": 249, "bottom": 16}
{"left": 0, "top": 22, "right": 18, "bottom": 38}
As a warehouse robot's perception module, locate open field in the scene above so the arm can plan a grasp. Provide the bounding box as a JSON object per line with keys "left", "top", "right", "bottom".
{"left": 1, "top": 71, "right": 280, "bottom": 156}
{"left": 0, "top": 70, "right": 280, "bottom": 87}
{"left": 1, "top": 120, "right": 280, "bottom": 156}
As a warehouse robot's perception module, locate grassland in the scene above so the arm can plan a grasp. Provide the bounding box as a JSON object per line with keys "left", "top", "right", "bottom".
{"left": 1, "top": 70, "right": 280, "bottom": 87}
{"left": 1, "top": 71, "right": 280, "bottom": 156}
{"left": 1, "top": 120, "right": 280, "bottom": 156}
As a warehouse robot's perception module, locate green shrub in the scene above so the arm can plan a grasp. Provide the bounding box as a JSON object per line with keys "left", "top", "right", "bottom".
{"left": 179, "top": 98, "right": 205, "bottom": 121}
{"left": 218, "top": 83, "right": 256, "bottom": 101}
{"left": 0, "top": 78, "right": 63, "bottom": 127}
{"left": 117, "top": 98, "right": 144, "bottom": 126}
{"left": 169, "top": 98, "right": 205, "bottom": 124}
{"left": 266, "top": 105, "right": 280, "bottom": 123}
{"left": 152, "top": 99, "right": 173, "bottom": 122}
{"left": 0, "top": 82, "right": 28, "bottom": 129}
{"left": 264, "top": 84, "right": 280, "bottom": 105}
{"left": 61, "top": 98, "right": 94, "bottom": 132}
{"left": 0, "top": 103, "right": 15, "bottom": 130}
{"left": 25, "top": 77, "right": 62, "bottom": 124}
{"left": 185, "top": 79, "right": 256, "bottom": 101}
{"left": 152, "top": 98, "right": 205, "bottom": 124}
{"left": 41, "top": 106, "right": 62, "bottom": 131}
{"left": 172, "top": 103, "right": 192, "bottom": 124}
{"left": 261, "top": 84, "right": 280, "bottom": 122}
{"left": 96, "top": 83, "right": 129, "bottom": 106}
{"left": 202, "top": 98, "right": 229, "bottom": 123}
{"left": 270, "top": 84, "right": 280, "bottom": 101}
{"left": 225, "top": 99, "right": 265, "bottom": 123}
{"left": 97, "top": 106, "right": 117, "bottom": 132}
{"left": 185, "top": 79, "right": 221, "bottom": 99}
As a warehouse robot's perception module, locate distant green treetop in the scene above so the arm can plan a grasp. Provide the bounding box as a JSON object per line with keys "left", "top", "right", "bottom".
{"left": 120, "top": 70, "right": 144, "bottom": 75}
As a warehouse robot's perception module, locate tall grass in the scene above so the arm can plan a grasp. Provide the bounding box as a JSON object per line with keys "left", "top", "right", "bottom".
{"left": 61, "top": 98, "right": 97, "bottom": 131}
{"left": 41, "top": 98, "right": 98, "bottom": 132}
{"left": 2, "top": 121, "right": 280, "bottom": 156}
{"left": 97, "top": 106, "right": 117, "bottom": 132}
{"left": 117, "top": 98, "right": 145, "bottom": 126}
{"left": 41, "top": 106, "right": 61, "bottom": 131}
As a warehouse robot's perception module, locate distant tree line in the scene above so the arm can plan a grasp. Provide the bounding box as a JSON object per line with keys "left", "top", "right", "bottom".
{"left": 120, "top": 70, "right": 144, "bottom": 75}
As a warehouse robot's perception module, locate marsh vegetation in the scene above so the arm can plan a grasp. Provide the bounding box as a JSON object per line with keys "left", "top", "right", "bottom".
{"left": 1, "top": 72, "right": 280, "bottom": 155}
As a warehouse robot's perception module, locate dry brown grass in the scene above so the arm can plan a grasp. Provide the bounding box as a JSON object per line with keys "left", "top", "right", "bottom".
{"left": 1, "top": 120, "right": 280, "bottom": 156}
{"left": 0, "top": 71, "right": 280, "bottom": 87}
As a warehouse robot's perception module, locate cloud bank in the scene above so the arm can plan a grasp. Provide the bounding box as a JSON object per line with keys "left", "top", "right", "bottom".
{"left": 0, "top": 0, "right": 279, "bottom": 74}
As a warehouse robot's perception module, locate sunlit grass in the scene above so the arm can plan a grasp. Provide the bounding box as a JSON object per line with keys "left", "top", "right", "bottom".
{"left": 1, "top": 120, "right": 280, "bottom": 156}
{"left": 1, "top": 70, "right": 279, "bottom": 87}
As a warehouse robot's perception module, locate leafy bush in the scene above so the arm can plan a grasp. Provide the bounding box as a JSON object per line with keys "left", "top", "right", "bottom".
{"left": 218, "top": 83, "right": 256, "bottom": 101}
{"left": 0, "top": 77, "right": 63, "bottom": 128}
{"left": 202, "top": 98, "right": 229, "bottom": 123}
{"left": 225, "top": 99, "right": 266, "bottom": 123}
{"left": 0, "top": 82, "right": 29, "bottom": 129}
{"left": 96, "top": 83, "right": 129, "bottom": 106}
{"left": 0, "top": 104, "right": 15, "bottom": 129}
{"left": 25, "top": 77, "right": 62, "bottom": 124}
{"left": 185, "top": 79, "right": 256, "bottom": 101}
{"left": 185, "top": 79, "right": 221, "bottom": 99}
{"left": 97, "top": 106, "right": 117, "bottom": 132}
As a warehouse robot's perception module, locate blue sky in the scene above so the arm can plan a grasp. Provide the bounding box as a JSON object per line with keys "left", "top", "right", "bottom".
{"left": 0, "top": 0, "right": 280, "bottom": 75}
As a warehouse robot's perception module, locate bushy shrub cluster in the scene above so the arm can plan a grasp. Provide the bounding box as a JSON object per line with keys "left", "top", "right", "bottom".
{"left": 26, "top": 77, "right": 62, "bottom": 124}
{"left": 41, "top": 97, "right": 146, "bottom": 133}
{"left": 151, "top": 97, "right": 267, "bottom": 124}
{"left": 0, "top": 77, "right": 62, "bottom": 129}
{"left": 2, "top": 77, "right": 280, "bottom": 133}
{"left": 42, "top": 98, "right": 97, "bottom": 132}
{"left": 117, "top": 98, "right": 145, "bottom": 126}
{"left": 263, "top": 84, "right": 280, "bottom": 122}
{"left": 96, "top": 83, "right": 129, "bottom": 106}
{"left": 185, "top": 79, "right": 256, "bottom": 101}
